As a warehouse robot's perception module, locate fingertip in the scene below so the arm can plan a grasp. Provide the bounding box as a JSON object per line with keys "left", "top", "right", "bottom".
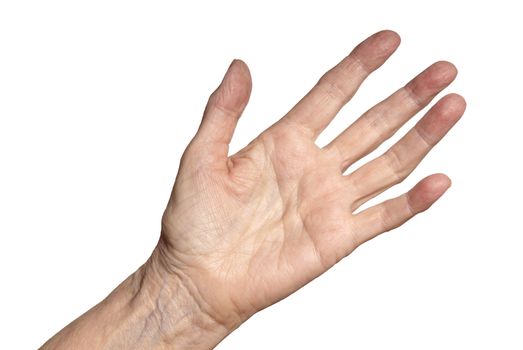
{"left": 215, "top": 58, "right": 252, "bottom": 111}
{"left": 381, "top": 29, "right": 401, "bottom": 45}
{"left": 225, "top": 58, "right": 252, "bottom": 85}
{"left": 372, "top": 29, "right": 402, "bottom": 53}
{"left": 445, "top": 93, "right": 467, "bottom": 113}
{"left": 408, "top": 174, "right": 451, "bottom": 213}
{"left": 406, "top": 61, "right": 458, "bottom": 101}
{"left": 196, "top": 58, "right": 253, "bottom": 157}
{"left": 435, "top": 60, "right": 458, "bottom": 76}
{"left": 430, "top": 60, "right": 458, "bottom": 86}
{"left": 230, "top": 58, "right": 252, "bottom": 82}
{"left": 429, "top": 173, "right": 452, "bottom": 191}
{"left": 433, "top": 93, "right": 467, "bottom": 119}
{"left": 354, "top": 30, "right": 401, "bottom": 71}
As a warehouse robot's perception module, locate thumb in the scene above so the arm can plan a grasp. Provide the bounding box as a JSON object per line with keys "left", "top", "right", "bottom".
{"left": 194, "top": 59, "right": 252, "bottom": 164}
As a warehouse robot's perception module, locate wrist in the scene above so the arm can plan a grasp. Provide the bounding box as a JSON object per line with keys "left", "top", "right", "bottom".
{"left": 136, "top": 243, "right": 233, "bottom": 349}
{"left": 41, "top": 242, "right": 232, "bottom": 350}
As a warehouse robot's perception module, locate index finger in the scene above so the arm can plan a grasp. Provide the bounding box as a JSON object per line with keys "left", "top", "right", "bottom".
{"left": 280, "top": 30, "right": 401, "bottom": 139}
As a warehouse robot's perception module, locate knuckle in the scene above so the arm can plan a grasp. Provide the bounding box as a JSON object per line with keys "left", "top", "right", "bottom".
{"left": 414, "top": 125, "right": 435, "bottom": 148}
{"left": 317, "top": 73, "right": 347, "bottom": 102}
{"left": 384, "top": 149, "right": 406, "bottom": 183}
{"left": 378, "top": 206, "right": 394, "bottom": 232}
{"left": 403, "top": 84, "right": 424, "bottom": 109}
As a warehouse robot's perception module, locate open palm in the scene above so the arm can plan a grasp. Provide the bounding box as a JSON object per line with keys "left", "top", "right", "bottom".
{"left": 158, "top": 30, "right": 465, "bottom": 330}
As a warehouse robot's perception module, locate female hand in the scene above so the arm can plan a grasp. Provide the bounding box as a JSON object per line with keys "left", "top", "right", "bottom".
{"left": 155, "top": 29, "right": 465, "bottom": 336}
{"left": 42, "top": 30, "right": 465, "bottom": 350}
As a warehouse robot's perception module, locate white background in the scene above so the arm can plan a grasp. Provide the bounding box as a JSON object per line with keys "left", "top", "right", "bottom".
{"left": 1, "top": 1, "right": 521, "bottom": 349}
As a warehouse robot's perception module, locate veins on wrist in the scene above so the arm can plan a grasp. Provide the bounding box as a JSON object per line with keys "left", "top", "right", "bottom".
{"left": 131, "top": 241, "right": 233, "bottom": 348}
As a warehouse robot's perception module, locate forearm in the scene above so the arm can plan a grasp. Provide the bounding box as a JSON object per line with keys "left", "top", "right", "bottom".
{"left": 40, "top": 248, "right": 231, "bottom": 350}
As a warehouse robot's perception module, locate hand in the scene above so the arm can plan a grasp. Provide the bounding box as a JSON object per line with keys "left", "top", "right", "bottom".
{"left": 155, "top": 29, "right": 466, "bottom": 333}
{"left": 40, "top": 30, "right": 466, "bottom": 349}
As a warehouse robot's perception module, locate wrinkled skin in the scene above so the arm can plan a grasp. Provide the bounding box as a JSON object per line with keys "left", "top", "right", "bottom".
{"left": 157, "top": 30, "right": 466, "bottom": 330}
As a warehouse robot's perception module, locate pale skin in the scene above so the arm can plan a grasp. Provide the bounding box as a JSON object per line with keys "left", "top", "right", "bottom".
{"left": 41, "top": 30, "right": 466, "bottom": 349}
